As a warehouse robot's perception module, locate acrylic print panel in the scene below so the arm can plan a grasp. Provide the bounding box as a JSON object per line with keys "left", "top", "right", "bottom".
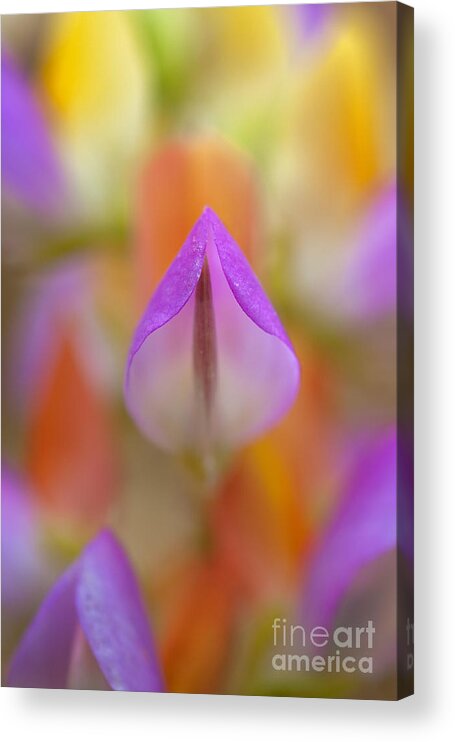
{"left": 1, "top": 2, "right": 414, "bottom": 700}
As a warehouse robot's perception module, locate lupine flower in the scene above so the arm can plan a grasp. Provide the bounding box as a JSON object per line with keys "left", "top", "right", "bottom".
{"left": 125, "top": 207, "right": 299, "bottom": 461}
{"left": 298, "top": 429, "right": 397, "bottom": 629}
{"left": 2, "top": 5, "right": 406, "bottom": 700}
{"left": 7, "top": 529, "right": 163, "bottom": 692}
{"left": 1, "top": 51, "right": 64, "bottom": 216}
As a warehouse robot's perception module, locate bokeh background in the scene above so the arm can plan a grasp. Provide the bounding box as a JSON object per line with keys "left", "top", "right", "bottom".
{"left": 1, "top": 4, "right": 413, "bottom": 698}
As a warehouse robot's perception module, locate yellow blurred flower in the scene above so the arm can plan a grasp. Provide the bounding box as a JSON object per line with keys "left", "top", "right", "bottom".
{"left": 41, "top": 11, "right": 151, "bottom": 219}
{"left": 285, "top": 6, "right": 395, "bottom": 215}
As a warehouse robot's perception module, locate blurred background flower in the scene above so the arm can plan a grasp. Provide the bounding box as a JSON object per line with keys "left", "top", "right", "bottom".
{"left": 1, "top": 4, "right": 412, "bottom": 697}
{"left": 7, "top": 530, "right": 163, "bottom": 691}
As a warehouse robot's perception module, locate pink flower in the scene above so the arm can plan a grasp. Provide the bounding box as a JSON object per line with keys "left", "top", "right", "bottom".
{"left": 125, "top": 207, "right": 299, "bottom": 458}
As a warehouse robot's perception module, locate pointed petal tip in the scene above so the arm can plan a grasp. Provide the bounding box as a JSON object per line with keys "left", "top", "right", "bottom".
{"left": 86, "top": 526, "right": 117, "bottom": 550}
{"left": 126, "top": 205, "right": 300, "bottom": 451}
{"left": 200, "top": 205, "right": 233, "bottom": 234}
{"left": 199, "top": 204, "right": 221, "bottom": 228}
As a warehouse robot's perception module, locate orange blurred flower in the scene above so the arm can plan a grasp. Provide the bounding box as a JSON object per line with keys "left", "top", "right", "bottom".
{"left": 134, "top": 136, "right": 260, "bottom": 303}
{"left": 27, "top": 330, "right": 118, "bottom": 537}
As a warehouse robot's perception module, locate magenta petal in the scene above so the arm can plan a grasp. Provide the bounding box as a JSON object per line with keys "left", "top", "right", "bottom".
{"left": 7, "top": 565, "right": 79, "bottom": 689}
{"left": 299, "top": 429, "right": 397, "bottom": 628}
{"left": 76, "top": 530, "right": 163, "bottom": 692}
{"left": 1, "top": 51, "right": 64, "bottom": 215}
{"left": 1, "top": 466, "right": 45, "bottom": 610}
{"left": 125, "top": 207, "right": 299, "bottom": 451}
{"left": 7, "top": 530, "right": 163, "bottom": 692}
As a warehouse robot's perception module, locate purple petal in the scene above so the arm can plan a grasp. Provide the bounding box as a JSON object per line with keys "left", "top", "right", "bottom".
{"left": 1, "top": 51, "right": 64, "bottom": 215}
{"left": 1, "top": 465, "right": 46, "bottom": 611}
{"left": 299, "top": 429, "right": 397, "bottom": 629}
{"left": 338, "top": 185, "right": 397, "bottom": 322}
{"left": 7, "top": 564, "right": 79, "bottom": 689}
{"left": 125, "top": 207, "right": 299, "bottom": 452}
{"left": 76, "top": 530, "right": 163, "bottom": 692}
{"left": 7, "top": 530, "right": 163, "bottom": 692}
